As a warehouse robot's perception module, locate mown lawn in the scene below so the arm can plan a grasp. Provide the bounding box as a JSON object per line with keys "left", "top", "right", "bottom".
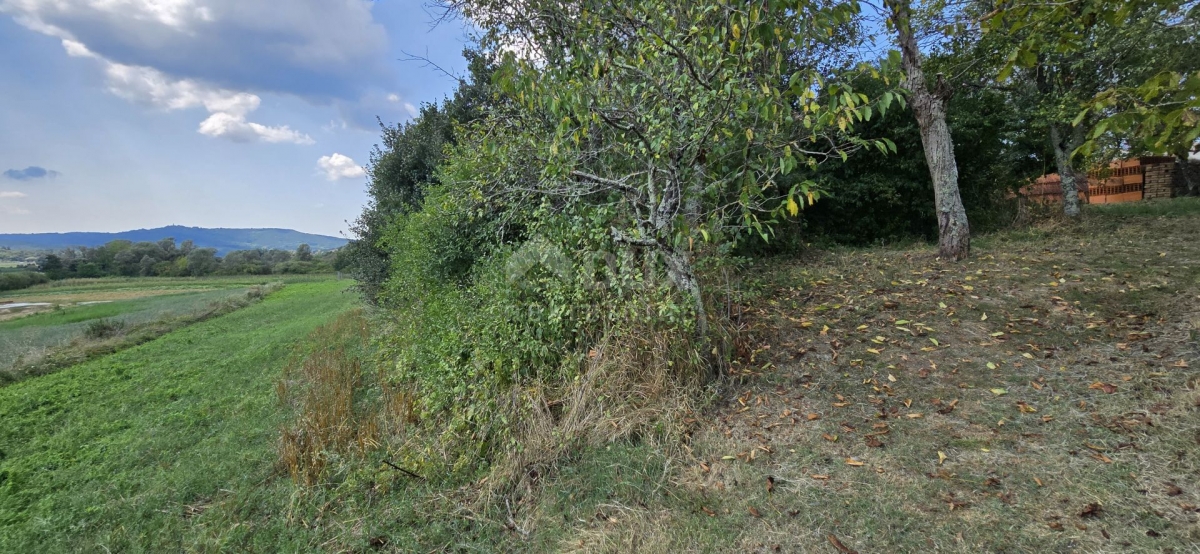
{"left": 0, "top": 280, "right": 356, "bottom": 552}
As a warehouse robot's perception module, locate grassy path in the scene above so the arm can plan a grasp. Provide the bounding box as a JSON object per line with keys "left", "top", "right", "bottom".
{"left": 0, "top": 280, "right": 356, "bottom": 552}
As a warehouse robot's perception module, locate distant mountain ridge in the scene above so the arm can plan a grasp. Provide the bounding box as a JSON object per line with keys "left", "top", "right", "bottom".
{"left": 0, "top": 226, "right": 348, "bottom": 255}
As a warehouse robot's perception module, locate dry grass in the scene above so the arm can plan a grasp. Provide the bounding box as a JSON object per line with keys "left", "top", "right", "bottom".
{"left": 276, "top": 309, "right": 414, "bottom": 487}
{"left": 488, "top": 326, "right": 709, "bottom": 502}
{"left": 540, "top": 206, "right": 1200, "bottom": 551}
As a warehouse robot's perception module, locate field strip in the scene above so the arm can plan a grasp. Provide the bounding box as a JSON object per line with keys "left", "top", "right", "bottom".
{"left": 0, "top": 279, "right": 357, "bottom": 551}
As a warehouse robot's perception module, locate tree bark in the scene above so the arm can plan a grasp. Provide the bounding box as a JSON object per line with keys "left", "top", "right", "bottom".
{"left": 1175, "top": 153, "right": 1198, "bottom": 196}
{"left": 886, "top": 0, "right": 970, "bottom": 260}
{"left": 1050, "top": 124, "right": 1083, "bottom": 217}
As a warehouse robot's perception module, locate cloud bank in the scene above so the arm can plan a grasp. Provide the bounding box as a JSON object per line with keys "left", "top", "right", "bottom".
{"left": 1, "top": 0, "right": 417, "bottom": 140}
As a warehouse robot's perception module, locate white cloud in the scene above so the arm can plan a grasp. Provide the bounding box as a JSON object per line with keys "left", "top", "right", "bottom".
{"left": 0, "top": 191, "right": 29, "bottom": 198}
{"left": 317, "top": 153, "right": 365, "bottom": 181}
{"left": 199, "top": 113, "right": 313, "bottom": 144}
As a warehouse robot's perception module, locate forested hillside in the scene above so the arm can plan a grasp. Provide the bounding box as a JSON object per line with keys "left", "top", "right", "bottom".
{"left": 0, "top": 226, "right": 347, "bottom": 255}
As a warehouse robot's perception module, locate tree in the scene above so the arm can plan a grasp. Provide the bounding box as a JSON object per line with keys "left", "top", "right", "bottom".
{"left": 874, "top": 0, "right": 972, "bottom": 258}
{"left": 346, "top": 51, "right": 495, "bottom": 302}
{"left": 449, "top": 0, "right": 886, "bottom": 335}
{"left": 294, "top": 243, "right": 313, "bottom": 262}
{"left": 984, "top": 0, "right": 1200, "bottom": 210}
{"left": 38, "top": 254, "right": 64, "bottom": 280}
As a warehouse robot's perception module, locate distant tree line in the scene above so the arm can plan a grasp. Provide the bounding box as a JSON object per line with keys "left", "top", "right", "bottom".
{"left": 35, "top": 238, "right": 349, "bottom": 280}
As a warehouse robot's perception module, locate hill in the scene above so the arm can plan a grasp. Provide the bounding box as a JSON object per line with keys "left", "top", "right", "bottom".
{"left": 0, "top": 226, "right": 348, "bottom": 255}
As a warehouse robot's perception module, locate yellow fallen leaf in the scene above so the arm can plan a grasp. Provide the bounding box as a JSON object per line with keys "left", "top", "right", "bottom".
{"left": 887, "top": 374, "right": 897, "bottom": 382}
{"left": 856, "top": 324, "right": 868, "bottom": 330}
{"left": 845, "top": 458, "right": 864, "bottom": 467}
{"left": 990, "top": 388, "right": 1008, "bottom": 396}
{"left": 866, "top": 348, "right": 881, "bottom": 354}
{"left": 721, "top": 455, "right": 736, "bottom": 460}
{"left": 906, "top": 413, "right": 924, "bottom": 419}
{"left": 987, "top": 362, "right": 997, "bottom": 370}
{"left": 938, "top": 302, "right": 948, "bottom": 309}
{"left": 981, "top": 313, "right": 988, "bottom": 321}
{"left": 1022, "top": 352, "right": 1034, "bottom": 359}
{"left": 810, "top": 474, "right": 830, "bottom": 480}
{"left": 820, "top": 325, "right": 829, "bottom": 336}
{"left": 929, "top": 338, "right": 939, "bottom": 346}
{"left": 937, "top": 451, "right": 947, "bottom": 465}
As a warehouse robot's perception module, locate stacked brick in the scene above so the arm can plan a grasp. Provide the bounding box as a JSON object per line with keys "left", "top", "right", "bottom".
{"left": 1142, "top": 157, "right": 1176, "bottom": 200}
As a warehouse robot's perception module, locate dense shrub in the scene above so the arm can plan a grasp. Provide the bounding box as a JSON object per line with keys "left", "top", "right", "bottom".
{"left": 0, "top": 271, "right": 49, "bottom": 292}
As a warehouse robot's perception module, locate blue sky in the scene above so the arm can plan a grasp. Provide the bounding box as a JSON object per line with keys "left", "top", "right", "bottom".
{"left": 0, "top": 1, "right": 471, "bottom": 237}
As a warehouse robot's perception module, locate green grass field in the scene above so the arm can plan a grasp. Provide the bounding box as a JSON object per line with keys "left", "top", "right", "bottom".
{"left": 0, "top": 280, "right": 357, "bottom": 551}
{"left": 0, "top": 289, "right": 255, "bottom": 369}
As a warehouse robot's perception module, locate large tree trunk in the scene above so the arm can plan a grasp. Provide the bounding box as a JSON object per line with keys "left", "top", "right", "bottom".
{"left": 886, "top": 0, "right": 970, "bottom": 260}
{"left": 1050, "top": 124, "right": 1084, "bottom": 217}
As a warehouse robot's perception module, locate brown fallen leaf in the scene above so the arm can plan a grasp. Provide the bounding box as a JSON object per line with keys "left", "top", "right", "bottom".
{"left": 1089, "top": 382, "right": 1118, "bottom": 394}
{"left": 1092, "top": 453, "right": 1114, "bottom": 464}
{"left": 1048, "top": 521, "right": 1064, "bottom": 531}
{"left": 1080, "top": 503, "right": 1103, "bottom": 518}
{"left": 701, "top": 506, "right": 716, "bottom": 517}
{"left": 1165, "top": 483, "right": 1183, "bottom": 496}
{"left": 822, "top": 433, "right": 838, "bottom": 442}
{"left": 748, "top": 506, "right": 762, "bottom": 518}
{"left": 766, "top": 476, "right": 776, "bottom": 493}
{"left": 845, "top": 458, "right": 864, "bottom": 466}
{"left": 827, "top": 534, "right": 859, "bottom": 554}
{"left": 807, "top": 413, "right": 821, "bottom": 421}
{"left": 865, "top": 436, "right": 885, "bottom": 448}
{"left": 810, "top": 474, "right": 830, "bottom": 480}
{"left": 937, "top": 399, "right": 959, "bottom": 415}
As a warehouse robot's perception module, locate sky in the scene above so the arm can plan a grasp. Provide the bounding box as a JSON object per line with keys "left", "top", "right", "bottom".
{"left": 0, "top": 0, "right": 472, "bottom": 237}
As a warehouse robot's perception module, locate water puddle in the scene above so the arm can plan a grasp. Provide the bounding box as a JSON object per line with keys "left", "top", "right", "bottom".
{"left": 0, "top": 302, "right": 53, "bottom": 310}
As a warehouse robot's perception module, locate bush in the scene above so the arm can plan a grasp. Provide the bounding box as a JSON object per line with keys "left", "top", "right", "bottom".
{"left": 377, "top": 185, "right": 710, "bottom": 477}
{"left": 0, "top": 271, "right": 49, "bottom": 292}
{"left": 83, "top": 319, "right": 127, "bottom": 340}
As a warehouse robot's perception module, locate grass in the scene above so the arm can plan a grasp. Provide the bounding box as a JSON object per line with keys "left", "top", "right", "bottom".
{"left": 0, "top": 280, "right": 357, "bottom": 551}
{"left": 2, "top": 200, "right": 1198, "bottom": 552}
{"left": 501, "top": 199, "right": 1200, "bottom": 551}
{"left": 0, "top": 287, "right": 278, "bottom": 380}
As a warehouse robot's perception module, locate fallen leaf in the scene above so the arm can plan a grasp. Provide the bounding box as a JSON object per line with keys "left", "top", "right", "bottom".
{"left": 807, "top": 413, "right": 821, "bottom": 421}
{"left": 1091, "top": 453, "right": 1114, "bottom": 464}
{"left": 1033, "top": 477, "right": 1043, "bottom": 487}
{"left": 1089, "top": 382, "right": 1117, "bottom": 394}
{"left": 1080, "top": 503, "right": 1103, "bottom": 518}
{"left": 766, "top": 476, "right": 776, "bottom": 493}
{"left": 865, "top": 436, "right": 884, "bottom": 448}
{"left": 937, "top": 399, "right": 958, "bottom": 414}
{"left": 748, "top": 506, "right": 762, "bottom": 518}
{"left": 938, "top": 451, "right": 947, "bottom": 465}
{"left": 1016, "top": 401, "right": 1037, "bottom": 413}
{"left": 1173, "top": 359, "right": 1189, "bottom": 368}
{"left": 990, "top": 388, "right": 1008, "bottom": 396}
{"left": 981, "top": 313, "right": 988, "bottom": 321}
{"left": 822, "top": 433, "right": 838, "bottom": 442}
{"left": 827, "top": 534, "right": 859, "bottom": 554}
{"left": 810, "top": 474, "right": 830, "bottom": 480}
{"left": 1048, "top": 521, "right": 1064, "bottom": 530}
{"left": 987, "top": 362, "right": 997, "bottom": 370}
{"left": 866, "top": 348, "right": 881, "bottom": 355}
{"left": 907, "top": 413, "right": 924, "bottom": 419}
{"left": 929, "top": 338, "right": 939, "bottom": 346}
{"left": 887, "top": 374, "right": 897, "bottom": 382}
{"left": 845, "top": 458, "right": 864, "bottom": 466}
{"left": 701, "top": 506, "right": 716, "bottom": 517}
